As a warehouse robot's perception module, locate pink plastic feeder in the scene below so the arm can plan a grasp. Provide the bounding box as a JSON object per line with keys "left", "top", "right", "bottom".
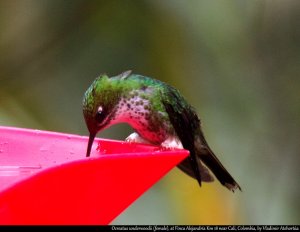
{"left": 0, "top": 126, "right": 188, "bottom": 225}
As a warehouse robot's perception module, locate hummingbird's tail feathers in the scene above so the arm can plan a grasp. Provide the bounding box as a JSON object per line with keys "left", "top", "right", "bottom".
{"left": 199, "top": 147, "right": 241, "bottom": 192}
{"left": 177, "top": 157, "right": 214, "bottom": 182}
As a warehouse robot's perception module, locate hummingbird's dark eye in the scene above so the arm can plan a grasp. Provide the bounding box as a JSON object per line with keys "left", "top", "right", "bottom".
{"left": 95, "top": 106, "right": 106, "bottom": 123}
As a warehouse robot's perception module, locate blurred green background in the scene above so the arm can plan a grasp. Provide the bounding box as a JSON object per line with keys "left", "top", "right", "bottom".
{"left": 0, "top": 0, "right": 299, "bottom": 225}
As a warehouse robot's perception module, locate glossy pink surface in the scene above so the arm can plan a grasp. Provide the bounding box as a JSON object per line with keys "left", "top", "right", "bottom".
{"left": 0, "top": 126, "right": 188, "bottom": 224}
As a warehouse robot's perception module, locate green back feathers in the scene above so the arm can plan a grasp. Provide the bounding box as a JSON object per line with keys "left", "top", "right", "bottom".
{"left": 83, "top": 71, "right": 188, "bottom": 117}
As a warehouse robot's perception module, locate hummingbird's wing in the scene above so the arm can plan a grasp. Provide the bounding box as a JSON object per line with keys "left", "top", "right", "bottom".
{"left": 161, "top": 86, "right": 241, "bottom": 192}
{"left": 161, "top": 87, "right": 211, "bottom": 186}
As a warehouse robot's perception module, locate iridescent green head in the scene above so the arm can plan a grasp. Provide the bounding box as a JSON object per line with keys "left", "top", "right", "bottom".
{"left": 83, "top": 71, "right": 133, "bottom": 157}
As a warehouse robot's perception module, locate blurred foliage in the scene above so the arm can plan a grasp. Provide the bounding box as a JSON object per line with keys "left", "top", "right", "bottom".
{"left": 0, "top": 0, "right": 299, "bottom": 224}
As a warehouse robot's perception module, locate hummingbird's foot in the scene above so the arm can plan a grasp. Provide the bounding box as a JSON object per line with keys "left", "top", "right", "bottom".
{"left": 125, "top": 132, "right": 152, "bottom": 145}
{"left": 160, "top": 137, "right": 183, "bottom": 150}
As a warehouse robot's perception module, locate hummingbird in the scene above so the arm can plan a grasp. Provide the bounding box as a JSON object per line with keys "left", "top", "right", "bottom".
{"left": 83, "top": 71, "right": 241, "bottom": 192}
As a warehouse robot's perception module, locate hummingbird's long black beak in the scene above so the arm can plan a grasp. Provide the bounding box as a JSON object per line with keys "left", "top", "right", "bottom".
{"left": 86, "top": 133, "right": 96, "bottom": 157}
